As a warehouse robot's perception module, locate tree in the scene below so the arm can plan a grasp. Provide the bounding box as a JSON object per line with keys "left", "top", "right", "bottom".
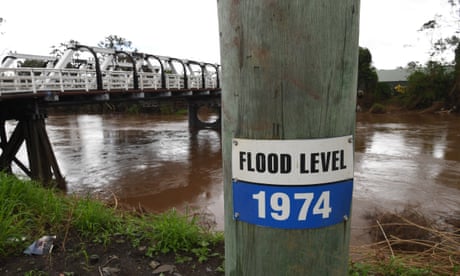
{"left": 416, "top": 0, "right": 460, "bottom": 110}
{"left": 97, "top": 35, "right": 136, "bottom": 52}
{"left": 358, "top": 47, "right": 378, "bottom": 93}
{"left": 444, "top": 0, "right": 460, "bottom": 109}
{"left": 0, "top": 17, "right": 5, "bottom": 35}
{"left": 419, "top": 1, "right": 459, "bottom": 63}
{"left": 19, "top": 59, "right": 47, "bottom": 68}
{"left": 403, "top": 61, "right": 455, "bottom": 109}
{"left": 449, "top": 41, "right": 460, "bottom": 108}
{"left": 357, "top": 48, "right": 396, "bottom": 110}
{"left": 97, "top": 35, "right": 138, "bottom": 66}
{"left": 50, "top": 39, "right": 80, "bottom": 57}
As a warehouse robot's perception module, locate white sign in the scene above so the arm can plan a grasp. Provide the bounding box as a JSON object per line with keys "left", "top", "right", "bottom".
{"left": 231, "top": 135, "right": 353, "bottom": 185}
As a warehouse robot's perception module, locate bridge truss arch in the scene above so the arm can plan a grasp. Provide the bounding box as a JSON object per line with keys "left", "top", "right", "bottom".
{"left": 0, "top": 44, "right": 222, "bottom": 188}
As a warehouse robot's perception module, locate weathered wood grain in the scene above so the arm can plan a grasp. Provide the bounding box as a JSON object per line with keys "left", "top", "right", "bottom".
{"left": 219, "top": 0, "right": 360, "bottom": 275}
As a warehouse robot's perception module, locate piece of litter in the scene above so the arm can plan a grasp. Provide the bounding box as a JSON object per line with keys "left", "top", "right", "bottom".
{"left": 24, "top": 235, "right": 56, "bottom": 255}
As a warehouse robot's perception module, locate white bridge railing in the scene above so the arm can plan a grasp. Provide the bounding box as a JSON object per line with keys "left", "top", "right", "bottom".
{"left": 0, "top": 68, "right": 218, "bottom": 94}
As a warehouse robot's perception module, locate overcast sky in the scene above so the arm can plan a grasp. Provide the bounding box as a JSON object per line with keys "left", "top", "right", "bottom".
{"left": 0, "top": 0, "right": 457, "bottom": 69}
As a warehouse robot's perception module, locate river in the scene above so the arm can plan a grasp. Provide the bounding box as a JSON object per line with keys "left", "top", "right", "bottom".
{"left": 6, "top": 112, "right": 460, "bottom": 244}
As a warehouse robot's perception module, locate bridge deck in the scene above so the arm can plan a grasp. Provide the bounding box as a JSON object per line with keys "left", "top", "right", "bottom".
{"left": 0, "top": 68, "right": 220, "bottom": 105}
{"left": 0, "top": 44, "right": 221, "bottom": 105}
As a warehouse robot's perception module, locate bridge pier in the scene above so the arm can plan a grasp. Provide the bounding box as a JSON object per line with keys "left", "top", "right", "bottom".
{"left": 0, "top": 101, "right": 65, "bottom": 189}
{"left": 187, "top": 100, "right": 221, "bottom": 130}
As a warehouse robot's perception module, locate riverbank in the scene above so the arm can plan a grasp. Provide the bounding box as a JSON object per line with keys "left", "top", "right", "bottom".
{"left": 0, "top": 174, "right": 458, "bottom": 275}
{"left": 0, "top": 173, "right": 224, "bottom": 275}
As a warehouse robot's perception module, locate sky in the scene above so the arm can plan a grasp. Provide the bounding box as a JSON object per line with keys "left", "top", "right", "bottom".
{"left": 0, "top": 0, "right": 458, "bottom": 69}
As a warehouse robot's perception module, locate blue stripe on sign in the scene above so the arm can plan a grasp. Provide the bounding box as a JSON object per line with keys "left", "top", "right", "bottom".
{"left": 232, "top": 180, "right": 353, "bottom": 229}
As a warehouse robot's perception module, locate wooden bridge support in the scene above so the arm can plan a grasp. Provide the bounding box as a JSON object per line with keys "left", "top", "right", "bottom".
{"left": 0, "top": 102, "right": 66, "bottom": 189}
{"left": 0, "top": 119, "right": 12, "bottom": 174}
{"left": 188, "top": 101, "right": 221, "bottom": 130}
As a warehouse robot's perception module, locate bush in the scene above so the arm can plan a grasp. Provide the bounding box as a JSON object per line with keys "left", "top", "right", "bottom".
{"left": 375, "top": 82, "right": 393, "bottom": 101}
{"left": 403, "top": 62, "right": 455, "bottom": 109}
{"left": 369, "top": 103, "right": 387, "bottom": 114}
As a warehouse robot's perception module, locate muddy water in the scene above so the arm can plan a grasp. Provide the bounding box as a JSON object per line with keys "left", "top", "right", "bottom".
{"left": 352, "top": 113, "right": 460, "bottom": 243}
{"left": 8, "top": 112, "right": 460, "bottom": 243}
{"left": 44, "top": 114, "right": 224, "bottom": 225}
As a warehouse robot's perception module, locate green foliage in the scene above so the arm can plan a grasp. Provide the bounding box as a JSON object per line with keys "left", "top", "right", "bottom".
{"left": 0, "top": 202, "right": 27, "bottom": 255}
{"left": 350, "top": 257, "right": 432, "bottom": 276}
{"left": 71, "top": 196, "right": 120, "bottom": 242}
{"left": 129, "top": 209, "right": 223, "bottom": 263}
{"left": 455, "top": 42, "right": 460, "bottom": 73}
{"left": 374, "top": 82, "right": 393, "bottom": 101}
{"left": 191, "top": 240, "right": 221, "bottom": 263}
{"left": 451, "top": 42, "right": 460, "bottom": 107}
{"left": 0, "top": 173, "right": 120, "bottom": 254}
{"left": 98, "top": 35, "right": 136, "bottom": 52}
{"left": 24, "top": 270, "right": 48, "bottom": 276}
{"left": 358, "top": 47, "right": 379, "bottom": 94}
{"left": 159, "top": 103, "right": 175, "bottom": 114}
{"left": 0, "top": 173, "right": 223, "bottom": 265}
{"left": 150, "top": 209, "right": 204, "bottom": 254}
{"left": 50, "top": 39, "right": 80, "bottom": 57}
{"left": 369, "top": 103, "right": 387, "bottom": 114}
{"left": 402, "top": 61, "right": 455, "bottom": 109}
{"left": 175, "top": 254, "right": 193, "bottom": 264}
{"left": 19, "top": 59, "right": 47, "bottom": 68}
{"left": 357, "top": 47, "right": 381, "bottom": 109}
{"left": 349, "top": 262, "right": 373, "bottom": 275}
{"left": 175, "top": 108, "right": 188, "bottom": 116}
{"left": 0, "top": 173, "right": 65, "bottom": 255}
{"left": 126, "top": 104, "right": 140, "bottom": 114}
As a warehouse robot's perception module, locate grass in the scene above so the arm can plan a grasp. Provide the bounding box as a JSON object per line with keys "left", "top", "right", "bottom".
{"left": 149, "top": 209, "right": 206, "bottom": 254}
{"left": 350, "top": 256, "right": 434, "bottom": 276}
{"left": 0, "top": 173, "right": 67, "bottom": 256}
{"left": 1, "top": 172, "right": 458, "bottom": 275}
{"left": 0, "top": 172, "right": 223, "bottom": 262}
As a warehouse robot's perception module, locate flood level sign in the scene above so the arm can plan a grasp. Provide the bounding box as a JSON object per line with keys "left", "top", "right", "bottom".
{"left": 232, "top": 136, "right": 354, "bottom": 229}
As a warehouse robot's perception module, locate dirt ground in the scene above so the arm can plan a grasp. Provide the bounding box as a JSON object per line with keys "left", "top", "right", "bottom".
{"left": 0, "top": 233, "right": 225, "bottom": 276}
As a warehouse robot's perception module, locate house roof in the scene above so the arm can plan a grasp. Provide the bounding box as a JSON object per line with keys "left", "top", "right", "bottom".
{"left": 377, "top": 68, "right": 409, "bottom": 82}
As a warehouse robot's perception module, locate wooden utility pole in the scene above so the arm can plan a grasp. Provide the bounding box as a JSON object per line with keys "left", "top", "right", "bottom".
{"left": 218, "top": 1, "right": 360, "bottom": 275}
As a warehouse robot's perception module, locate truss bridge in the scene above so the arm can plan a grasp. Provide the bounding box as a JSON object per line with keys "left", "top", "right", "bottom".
{"left": 0, "top": 44, "right": 222, "bottom": 187}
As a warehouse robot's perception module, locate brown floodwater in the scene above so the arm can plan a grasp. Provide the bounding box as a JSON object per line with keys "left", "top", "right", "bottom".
{"left": 6, "top": 112, "right": 460, "bottom": 244}
{"left": 44, "top": 114, "right": 224, "bottom": 225}
{"left": 352, "top": 112, "right": 460, "bottom": 243}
